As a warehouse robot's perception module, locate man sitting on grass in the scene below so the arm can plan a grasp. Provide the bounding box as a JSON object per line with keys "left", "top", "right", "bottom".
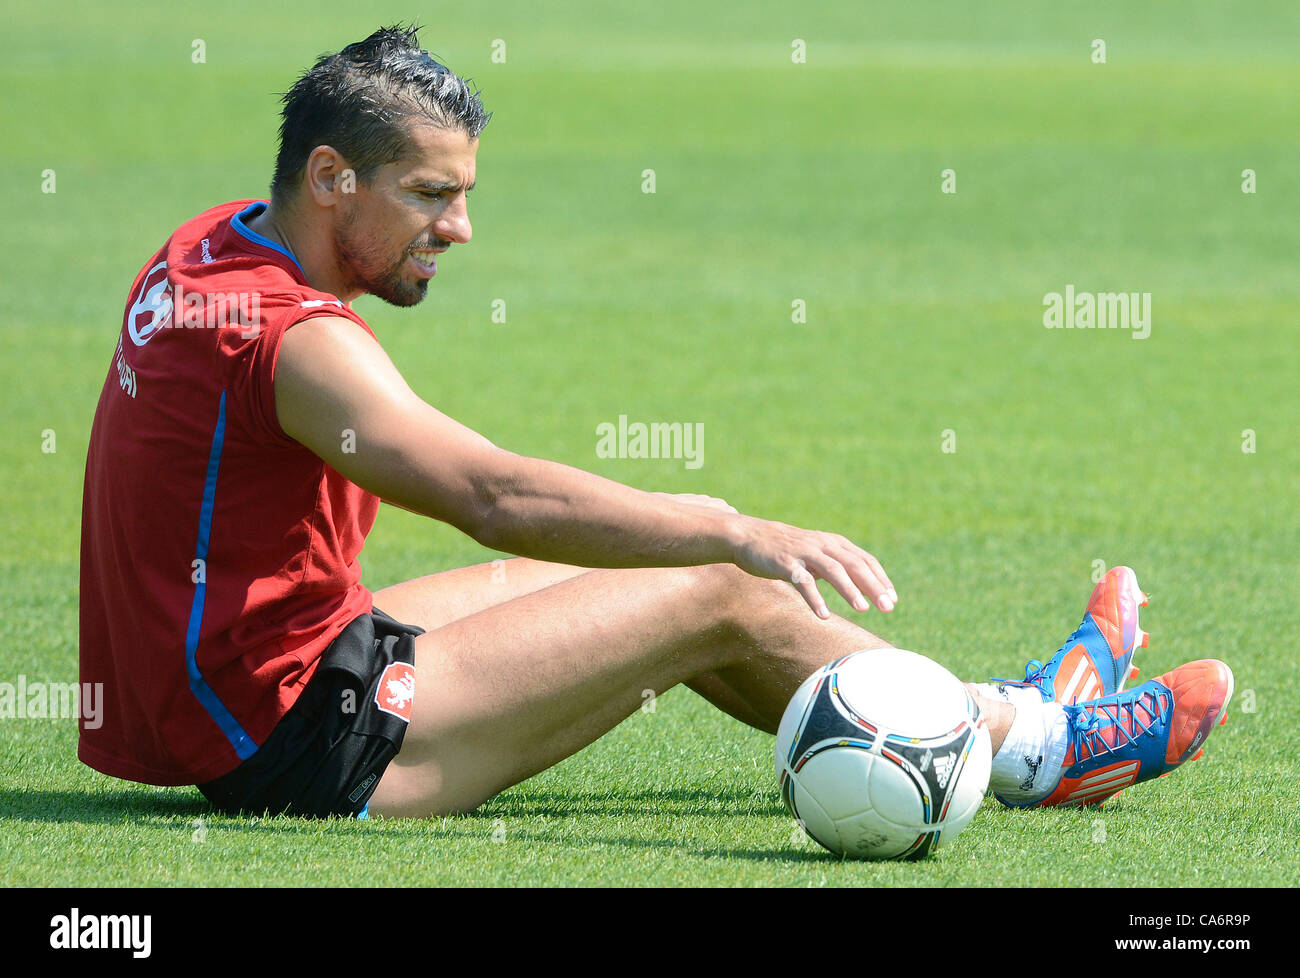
{"left": 79, "top": 25, "right": 1233, "bottom": 822}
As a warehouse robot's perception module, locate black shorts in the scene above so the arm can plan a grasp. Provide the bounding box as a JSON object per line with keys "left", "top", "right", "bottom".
{"left": 197, "top": 608, "right": 424, "bottom": 819}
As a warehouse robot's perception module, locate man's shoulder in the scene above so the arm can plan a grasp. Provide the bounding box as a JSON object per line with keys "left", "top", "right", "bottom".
{"left": 167, "top": 199, "right": 294, "bottom": 290}
{"left": 161, "top": 200, "right": 374, "bottom": 339}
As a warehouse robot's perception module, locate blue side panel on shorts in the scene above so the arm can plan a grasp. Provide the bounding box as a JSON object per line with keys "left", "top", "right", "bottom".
{"left": 185, "top": 391, "right": 258, "bottom": 761}
{"left": 357, "top": 805, "right": 370, "bottom": 820}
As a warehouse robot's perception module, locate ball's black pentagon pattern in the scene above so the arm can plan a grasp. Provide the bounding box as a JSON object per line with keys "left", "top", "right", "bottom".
{"left": 786, "top": 674, "right": 876, "bottom": 772}
{"left": 881, "top": 725, "right": 978, "bottom": 827}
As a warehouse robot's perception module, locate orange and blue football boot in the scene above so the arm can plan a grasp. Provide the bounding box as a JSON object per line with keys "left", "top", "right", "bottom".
{"left": 997, "top": 566, "right": 1149, "bottom": 706}
{"left": 997, "top": 658, "right": 1234, "bottom": 808}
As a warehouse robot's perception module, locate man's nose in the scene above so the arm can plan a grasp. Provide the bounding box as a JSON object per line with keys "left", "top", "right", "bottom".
{"left": 437, "top": 194, "right": 472, "bottom": 244}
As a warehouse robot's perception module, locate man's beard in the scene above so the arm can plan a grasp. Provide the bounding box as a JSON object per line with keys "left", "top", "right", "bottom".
{"left": 334, "top": 216, "right": 429, "bottom": 307}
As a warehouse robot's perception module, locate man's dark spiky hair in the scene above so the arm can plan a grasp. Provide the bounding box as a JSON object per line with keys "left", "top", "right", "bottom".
{"left": 271, "top": 24, "right": 490, "bottom": 198}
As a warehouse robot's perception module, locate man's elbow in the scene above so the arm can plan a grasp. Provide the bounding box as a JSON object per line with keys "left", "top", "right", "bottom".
{"left": 460, "top": 449, "right": 525, "bottom": 551}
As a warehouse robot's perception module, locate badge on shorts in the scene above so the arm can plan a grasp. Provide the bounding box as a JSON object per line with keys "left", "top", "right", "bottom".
{"left": 375, "top": 662, "right": 416, "bottom": 722}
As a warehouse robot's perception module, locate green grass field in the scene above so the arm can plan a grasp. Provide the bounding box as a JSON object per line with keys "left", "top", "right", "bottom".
{"left": 2, "top": 0, "right": 1297, "bottom": 886}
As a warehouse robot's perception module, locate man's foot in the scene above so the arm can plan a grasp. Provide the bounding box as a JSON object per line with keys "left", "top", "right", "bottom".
{"left": 997, "top": 566, "right": 1149, "bottom": 705}
{"left": 996, "top": 658, "right": 1234, "bottom": 808}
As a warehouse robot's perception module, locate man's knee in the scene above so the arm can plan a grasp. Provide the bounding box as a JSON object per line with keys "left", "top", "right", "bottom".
{"left": 684, "top": 563, "right": 803, "bottom": 631}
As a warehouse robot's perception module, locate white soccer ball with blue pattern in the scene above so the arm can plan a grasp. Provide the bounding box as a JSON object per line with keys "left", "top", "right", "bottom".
{"left": 775, "top": 647, "right": 991, "bottom": 860}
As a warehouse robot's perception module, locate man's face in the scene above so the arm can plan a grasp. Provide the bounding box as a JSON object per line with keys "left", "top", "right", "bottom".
{"left": 334, "top": 123, "right": 477, "bottom": 307}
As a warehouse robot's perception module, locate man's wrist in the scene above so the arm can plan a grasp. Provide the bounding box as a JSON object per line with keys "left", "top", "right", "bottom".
{"left": 716, "top": 512, "right": 751, "bottom": 566}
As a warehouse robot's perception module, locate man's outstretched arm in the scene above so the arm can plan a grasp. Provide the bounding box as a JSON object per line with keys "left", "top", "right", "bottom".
{"left": 274, "top": 317, "right": 896, "bottom": 618}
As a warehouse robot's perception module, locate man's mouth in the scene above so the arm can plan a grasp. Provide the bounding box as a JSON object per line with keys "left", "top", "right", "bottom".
{"left": 408, "top": 246, "right": 446, "bottom": 276}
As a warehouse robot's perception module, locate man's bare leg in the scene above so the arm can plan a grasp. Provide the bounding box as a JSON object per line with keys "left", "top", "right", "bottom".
{"left": 374, "top": 556, "right": 595, "bottom": 631}
{"left": 374, "top": 556, "right": 792, "bottom": 726}
{"left": 368, "top": 563, "right": 1013, "bottom": 817}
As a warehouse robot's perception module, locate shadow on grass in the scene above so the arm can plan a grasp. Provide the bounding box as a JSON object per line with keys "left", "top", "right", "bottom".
{"left": 0, "top": 787, "right": 209, "bottom": 824}
{"left": 507, "top": 829, "right": 836, "bottom": 865}
{"left": 488, "top": 785, "right": 787, "bottom": 820}
{"left": 0, "top": 785, "right": 826, "bottom": 864}
{"left": 445, "top": 787, "right": 833, "bottom": 865}
{"left": 0, "top": 785, "right": 781, "bottom": 823}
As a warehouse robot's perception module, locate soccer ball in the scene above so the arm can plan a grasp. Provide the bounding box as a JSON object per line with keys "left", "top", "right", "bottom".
{"left": 775, "top": 647, "right": 991, "bottom": 860}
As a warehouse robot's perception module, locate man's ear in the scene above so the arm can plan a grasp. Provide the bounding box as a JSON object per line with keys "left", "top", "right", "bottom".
{"left": 303, "top": 145, "right": 352, "bottom": 206}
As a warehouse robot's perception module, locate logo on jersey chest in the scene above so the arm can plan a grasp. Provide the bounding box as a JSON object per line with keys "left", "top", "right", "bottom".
{"left": 125, "top": 257, "right": 266, "bottom": 346}
{"left": 127, "top": 261, "right": 173, "bottom": 346}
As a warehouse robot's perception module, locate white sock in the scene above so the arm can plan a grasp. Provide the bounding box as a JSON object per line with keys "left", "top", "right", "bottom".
{"left": 974, "top": 683, "right": 1071, "bottom": 803}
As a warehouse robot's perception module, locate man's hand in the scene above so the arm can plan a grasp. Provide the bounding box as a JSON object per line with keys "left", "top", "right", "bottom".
{"left": 729, "top": 516, "right": 897, "bottom": 619}
{"left": 652, "top": 493, "right": 898, "bottom": 619}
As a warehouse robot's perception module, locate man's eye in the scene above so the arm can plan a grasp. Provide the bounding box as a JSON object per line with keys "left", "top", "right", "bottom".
{"left": 419, "top": 191, "right": 443, "bottom": 200}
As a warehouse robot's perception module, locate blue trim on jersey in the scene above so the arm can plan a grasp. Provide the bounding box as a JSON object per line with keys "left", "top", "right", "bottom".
{"left": 230, "top": 201, "right": 307, "bottom": 276}
{"left": 185, "top": 391, "right": 257, "bottom": 760}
